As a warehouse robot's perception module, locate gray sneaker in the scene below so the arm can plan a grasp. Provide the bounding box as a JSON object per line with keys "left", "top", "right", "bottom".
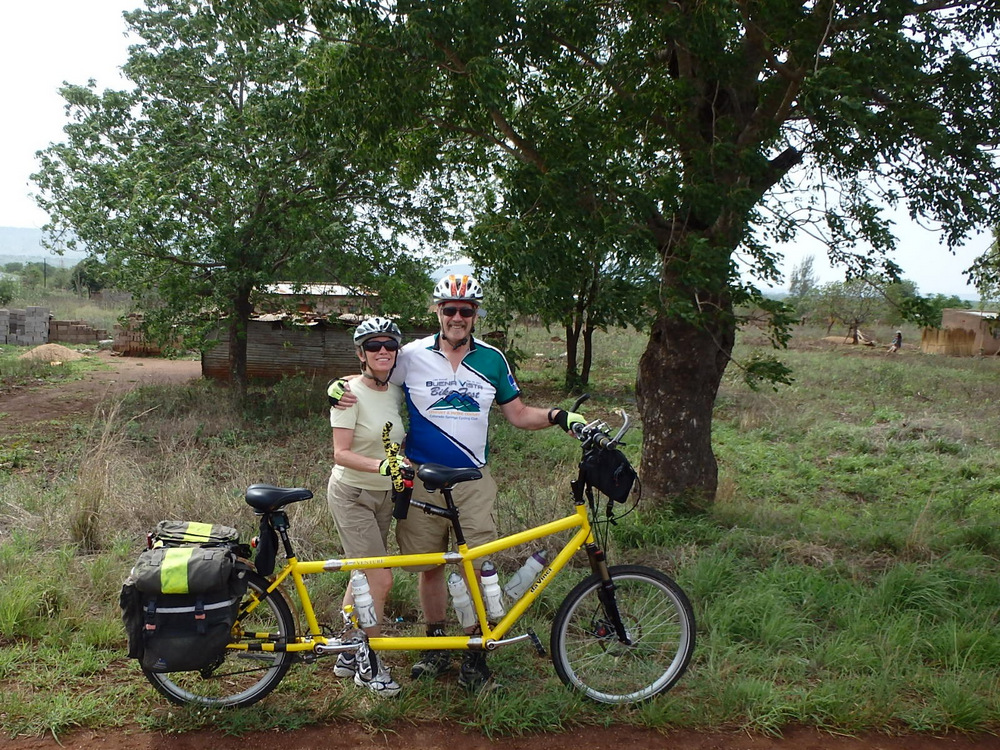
{"left": 354, "top": 650, "right": 401, "bottom": 697}
{"left": 410, "top": 648, "right": 453, "bottom": 679}
{"left": 333, "top": 651, "right": 356, "bottom": 678}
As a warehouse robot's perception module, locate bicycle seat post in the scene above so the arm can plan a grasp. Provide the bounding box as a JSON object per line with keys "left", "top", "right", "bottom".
{"left": 439, "top": 486, "right": 467, "bottom": 547}
{"left": 270, "top": 511, "right": 296, "bottom": 559}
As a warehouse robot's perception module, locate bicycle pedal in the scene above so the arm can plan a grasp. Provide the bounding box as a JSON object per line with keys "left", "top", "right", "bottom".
{"left": 527, "top": 628, "right": 546, "bottom": 657}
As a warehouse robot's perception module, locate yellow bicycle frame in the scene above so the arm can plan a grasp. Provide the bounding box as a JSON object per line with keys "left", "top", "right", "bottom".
{"left": 230, "top": 503, "right": 594, "bottom": 654}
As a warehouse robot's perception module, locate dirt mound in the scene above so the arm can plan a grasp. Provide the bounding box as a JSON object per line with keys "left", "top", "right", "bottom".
{"left": 17, "top": 343, "right": 87, "bottom": 363}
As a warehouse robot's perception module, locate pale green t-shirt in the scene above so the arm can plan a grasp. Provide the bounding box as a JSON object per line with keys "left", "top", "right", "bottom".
{"left": 329, "top": 380, "right": 405, "bottom": 491}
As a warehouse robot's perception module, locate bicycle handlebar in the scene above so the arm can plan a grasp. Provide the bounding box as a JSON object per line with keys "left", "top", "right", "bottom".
{"left": 569, "top": 394, "right": 632, "bottom": 450}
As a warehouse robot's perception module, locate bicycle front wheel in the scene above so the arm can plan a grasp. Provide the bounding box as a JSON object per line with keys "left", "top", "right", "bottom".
{"left": 550, "top": 564, "right": 695, "bottom": 704}
{"left": 142, "top": 570, "right": 295, "bottom": 708}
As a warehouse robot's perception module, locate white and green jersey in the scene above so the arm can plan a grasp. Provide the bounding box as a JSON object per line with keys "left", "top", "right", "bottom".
{"left": 393, "top": 333, "right": 520, "bottom": 468}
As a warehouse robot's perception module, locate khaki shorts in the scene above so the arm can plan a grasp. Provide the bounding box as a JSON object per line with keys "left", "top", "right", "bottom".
{"left": 327, "top": 473, "right": 394, "bottom": 558}
{"left": 396, "top": 464, "right": 497, "bottom": 571}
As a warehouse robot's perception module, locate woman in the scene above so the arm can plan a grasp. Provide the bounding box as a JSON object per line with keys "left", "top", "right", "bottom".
{"left": 326, "top": 316, "right": 407, "bottom": 697}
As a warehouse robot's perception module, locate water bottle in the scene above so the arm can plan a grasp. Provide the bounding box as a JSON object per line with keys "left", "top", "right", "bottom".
{"left": 480, "top": 560, "right": 506, "bottom": 620}
{"left": 350, "top": 570, "right": 377, "bottom": 628}
{"left": 503, "top": 550, "right": 547, "bottom": 602}
{"left": 448, "top": 572, "right": 477, "bottom": 628}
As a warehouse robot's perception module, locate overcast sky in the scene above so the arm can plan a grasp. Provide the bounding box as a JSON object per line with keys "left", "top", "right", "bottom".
{"left": 0, "top": 1, "right": 990, "bottom": 297}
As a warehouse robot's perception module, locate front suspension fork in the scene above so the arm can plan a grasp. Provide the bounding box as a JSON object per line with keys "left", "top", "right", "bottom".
{"left": 583, "top": 542, "right": 632, "bottom": 644}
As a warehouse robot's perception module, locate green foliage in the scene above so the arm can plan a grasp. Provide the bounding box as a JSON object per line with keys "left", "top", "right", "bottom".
{"left": 32, "top": 0, "right": 433, "bottom": 391}
{"left": 0, "top": 276, "right": 17, "bottom": 305}
{"left": 284, "top": 0, "right": 1000, "bottom": 504}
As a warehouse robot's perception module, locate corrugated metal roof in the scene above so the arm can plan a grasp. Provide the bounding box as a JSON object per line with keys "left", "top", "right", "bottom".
{"left": 260, "top": 283, "right": 372, "bottom": 296}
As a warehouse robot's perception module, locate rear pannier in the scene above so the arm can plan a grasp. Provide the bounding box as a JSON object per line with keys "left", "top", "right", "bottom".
{"left": 121, "top": 520, "right": 249, "bottom": 673}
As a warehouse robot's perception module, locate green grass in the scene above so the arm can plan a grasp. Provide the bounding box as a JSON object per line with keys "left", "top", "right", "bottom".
{"left": 1, "top": 323, "right": 999, "bottom": 738}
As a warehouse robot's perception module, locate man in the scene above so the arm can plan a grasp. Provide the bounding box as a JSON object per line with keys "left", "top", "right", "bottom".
{"left": 331, "top": 273, "right": 583, "bottom": 691}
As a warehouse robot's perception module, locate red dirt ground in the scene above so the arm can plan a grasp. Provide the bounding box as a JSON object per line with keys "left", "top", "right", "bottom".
{"left": 3, "top": 350, "right": 997, "bottom": 749}
{"left": 6, "top": 724, "right": 999, "bottom": 750}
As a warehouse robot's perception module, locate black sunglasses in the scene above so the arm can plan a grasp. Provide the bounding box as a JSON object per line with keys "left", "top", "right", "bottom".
{"left": 362, "top": 339, "right": 400, "bottom": 352}
{"left": 440, "top": 306, "right": 476, "bottom": 318}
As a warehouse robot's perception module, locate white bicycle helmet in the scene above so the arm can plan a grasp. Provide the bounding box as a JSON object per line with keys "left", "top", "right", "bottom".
{"left": 353, "top": 317, "right": 403, "bottom": 346}
{"left": 433, "top": 274, "right": 484, "bottom": 304}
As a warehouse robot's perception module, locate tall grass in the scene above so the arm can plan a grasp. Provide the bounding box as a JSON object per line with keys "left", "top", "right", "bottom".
{"left": 1, "top": 324, "right": 999, "bottom": 737}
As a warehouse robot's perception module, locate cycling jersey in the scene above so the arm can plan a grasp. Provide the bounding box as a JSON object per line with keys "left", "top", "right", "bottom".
{"left": 392, "top": 333, "right": 520, "bottom": 468}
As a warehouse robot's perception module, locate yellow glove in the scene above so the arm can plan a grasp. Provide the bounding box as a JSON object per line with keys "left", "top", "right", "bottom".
{"left": 327, "top": 378, "right": 347, "bottom": 406}
{"left": 552, "top": 409, "right": 586, "bottom": 434}
{"left": 378, "top": 456, "right": 407, "bottom": 476}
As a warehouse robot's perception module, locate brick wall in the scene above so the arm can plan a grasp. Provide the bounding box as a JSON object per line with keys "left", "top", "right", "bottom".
{"left": 48, "top": 320, "right": 110, "bottom": 345}
{"left": 0, "top": 307, "right": 49, "bottom": 345}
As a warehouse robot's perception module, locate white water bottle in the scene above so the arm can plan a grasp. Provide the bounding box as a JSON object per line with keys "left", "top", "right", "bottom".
{"left": 350, "top": 570, "right": 377, "bottom": 628}
{"left": 448, "top": 572, "right": 477, "bottom": 629}
{"left": 503, "top": 550, "right": 547, "bottom": 602}
{"left": 480, "top": 560, "right": 506, "bottom": 620}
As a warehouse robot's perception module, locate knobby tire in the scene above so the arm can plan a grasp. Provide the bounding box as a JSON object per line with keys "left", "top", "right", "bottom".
{"left": 550, "top": 564, "right": 695, "bottom": 704}
{"left": 142, "top": 570, "right": 295, "bottom": 708}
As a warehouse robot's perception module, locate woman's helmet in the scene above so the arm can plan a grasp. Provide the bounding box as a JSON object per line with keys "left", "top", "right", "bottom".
{"left": 353, "top": 317, "right": 403, "bottom": 346}
{"left": 433, "top": 274, "right": 484, "bottom": 304}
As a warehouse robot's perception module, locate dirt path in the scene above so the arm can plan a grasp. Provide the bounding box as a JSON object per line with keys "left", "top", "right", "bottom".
{"left": 6, "top": 724, "right": 998, "bottom": 750}
{"left": 1, "top": 350, "right": 202, "bottom": 430}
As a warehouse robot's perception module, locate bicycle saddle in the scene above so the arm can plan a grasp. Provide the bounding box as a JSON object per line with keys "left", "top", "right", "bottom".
{"left": 417, "top": 463, "right": 483, "bottom": 491}
{"left": 244, "top": 484, "right": 314, "bottom": 512}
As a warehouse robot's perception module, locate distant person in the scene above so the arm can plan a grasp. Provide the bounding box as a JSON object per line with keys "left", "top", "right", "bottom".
{"left": 887, "top": 330, "right": 902, "bottom": 354}
{"left": 326, "top": 317, "right": 408, "bottom": 697}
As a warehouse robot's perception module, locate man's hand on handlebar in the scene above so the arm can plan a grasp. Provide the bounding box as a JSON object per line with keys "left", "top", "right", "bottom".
{"left": 551, "top": 409, "right": 586, "bottom": 434}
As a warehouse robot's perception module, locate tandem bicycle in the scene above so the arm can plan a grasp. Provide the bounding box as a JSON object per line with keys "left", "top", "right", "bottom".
{"left": 138, "top": 400, "right": 696, "bottom": 707}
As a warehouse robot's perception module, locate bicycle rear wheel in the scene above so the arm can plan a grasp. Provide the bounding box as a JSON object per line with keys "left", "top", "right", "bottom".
{"left": 142, "top": 570, "right": 295, "bottom": 708}
{"left": 550, "top": 564, "right": 695, "bottom": 704}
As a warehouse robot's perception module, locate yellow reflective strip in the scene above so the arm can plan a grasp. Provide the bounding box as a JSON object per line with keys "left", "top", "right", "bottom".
{"left": 160, "top": 548, "right": 194, "bottom": 594}
{"left": 181, "top": 521, "right": 215, "bottom": 543}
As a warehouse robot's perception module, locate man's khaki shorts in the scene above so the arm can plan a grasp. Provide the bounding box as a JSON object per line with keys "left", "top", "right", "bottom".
{"left": 326, "top": 474, "right": 394, "bottom": 558}
{"left": 395, "top": 464, "right": 497, "bottom": 571}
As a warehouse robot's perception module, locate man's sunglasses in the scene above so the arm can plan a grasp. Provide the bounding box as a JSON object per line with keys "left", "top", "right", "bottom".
{"left": 440, "top": 306, "right": 476, "bottom": 318}
{"left": 362, "top": 339, "right": 400, "bottom": 352}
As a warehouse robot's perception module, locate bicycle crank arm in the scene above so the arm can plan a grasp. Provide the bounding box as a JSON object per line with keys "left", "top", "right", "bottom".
{"left": 314, "top": 641, "right": 364, "bottom": 656}
{"left": 483, "top": 632, "right": 543, "bottom": 651}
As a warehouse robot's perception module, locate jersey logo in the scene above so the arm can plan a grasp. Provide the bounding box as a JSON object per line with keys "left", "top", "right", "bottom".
{"left": 428, "top": 390, "right": 481, "bottom": 413}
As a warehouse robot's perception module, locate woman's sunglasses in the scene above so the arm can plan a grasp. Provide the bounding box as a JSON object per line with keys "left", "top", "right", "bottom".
{"left": 440, "top": 306, "right": 476, "bottom": 318}
{"left": 362, "top": 339, "right": 400, "bottom": 352}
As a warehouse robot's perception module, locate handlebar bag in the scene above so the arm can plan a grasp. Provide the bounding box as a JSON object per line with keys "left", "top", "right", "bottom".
{"left": 581, "top": 447, "right": 637, "bottom": 504}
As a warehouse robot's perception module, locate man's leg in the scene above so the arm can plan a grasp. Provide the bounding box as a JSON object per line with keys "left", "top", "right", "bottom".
{"left": 411, "top": 564, "right": 454, "bottom": 678}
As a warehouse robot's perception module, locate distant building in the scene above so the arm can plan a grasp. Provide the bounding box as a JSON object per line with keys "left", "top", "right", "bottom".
{"left": 921, "top": 309, "right": 1000, "bottom": 356}
{"left": 254, "top": 283, "right": 377, "bottom": 317}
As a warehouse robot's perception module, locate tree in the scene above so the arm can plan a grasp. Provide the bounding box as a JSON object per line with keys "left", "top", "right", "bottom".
{"left": 814, "top": 278, "right": 884, "bottom": 340}
{"left": 969, "top": 227, "right": 1000, "bottom": 309}
{"left": 786, "top": 254, "right": 819, "bottom": 321}
{"left": 33, "top": 0, "right": 431, "bottom": 395}
{"left": 0, "top": 277, "right": 17, "bottom": 306}
{"left": 71, "top": 257, "right": 109, "bottom": 296}
{"left": 285, "top": 1, "right": 1000, "bottom": 509}
{"left": 464, "top": 210, "right": 659, "bottom": 390}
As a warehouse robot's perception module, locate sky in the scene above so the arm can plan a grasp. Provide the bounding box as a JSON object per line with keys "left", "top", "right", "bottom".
{"left": 0, "top": 1, "right": 991, "bottom": 298}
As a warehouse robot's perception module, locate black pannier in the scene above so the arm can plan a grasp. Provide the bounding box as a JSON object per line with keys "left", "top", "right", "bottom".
{"left": 121, "top": 521, "right": 249, "bottom": 673}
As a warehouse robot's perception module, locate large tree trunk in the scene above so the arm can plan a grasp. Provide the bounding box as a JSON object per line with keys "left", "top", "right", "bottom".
{"left": 227, "top": 290, "right": 254, "bottom": 400}
{"left": 636, "top": 306, "right": 735, "bottom": 513}
{"left": 564, "top": 318, "right": 583, "bottom": 392}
